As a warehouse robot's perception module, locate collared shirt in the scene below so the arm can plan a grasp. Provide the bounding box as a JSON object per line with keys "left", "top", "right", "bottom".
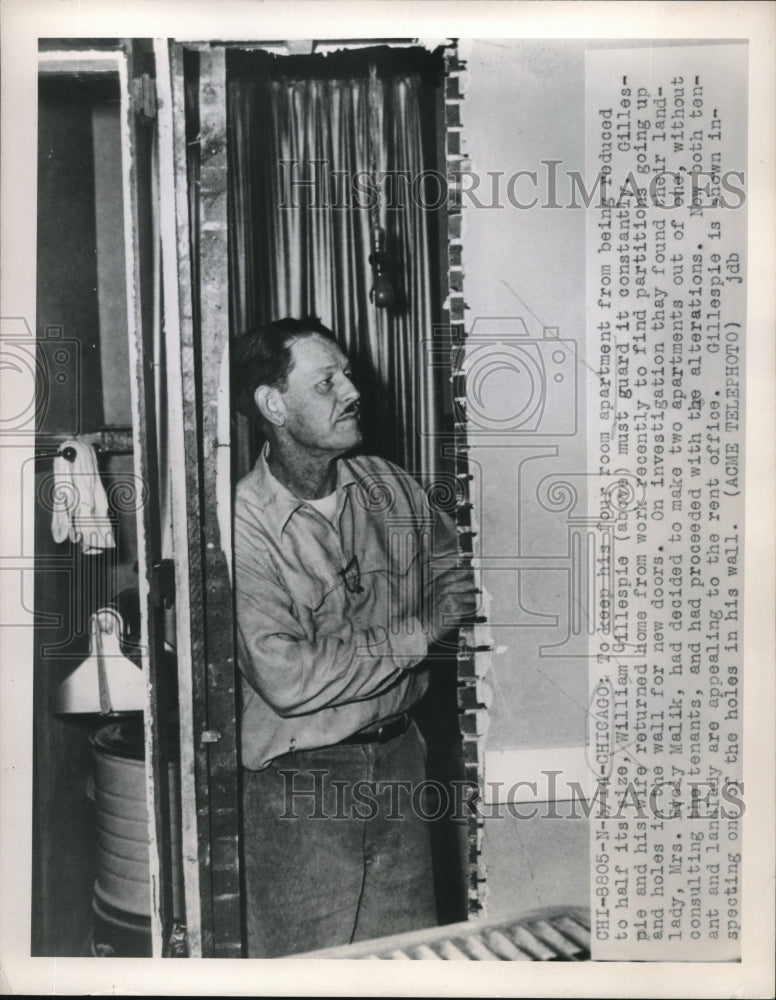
{"left": 234, "top": 447, "right": 458, "bottom": 769}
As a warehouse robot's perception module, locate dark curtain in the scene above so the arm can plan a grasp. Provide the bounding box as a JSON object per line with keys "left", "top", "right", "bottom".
{"left": 227, "top": 48, "right": 445, "bottom": 482}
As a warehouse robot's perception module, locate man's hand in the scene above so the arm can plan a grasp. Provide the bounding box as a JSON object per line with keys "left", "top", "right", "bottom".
{"left": 422, "top": 565, "right": 479, "bottom": 645}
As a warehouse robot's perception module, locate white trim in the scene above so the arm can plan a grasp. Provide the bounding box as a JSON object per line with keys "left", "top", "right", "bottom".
{"left": 153, "top": 37, "right": 203, "bottom": 958}
{"left": 38, "top": 51, "right": 126, "bottom": 75}
{"left": 114, "top": 49, "right": 166, "bottom": 960}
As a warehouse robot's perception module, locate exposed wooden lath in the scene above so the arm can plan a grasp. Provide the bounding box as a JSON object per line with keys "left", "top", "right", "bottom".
{"left": 299, "top": 907, "right": 591, "bottom": 960}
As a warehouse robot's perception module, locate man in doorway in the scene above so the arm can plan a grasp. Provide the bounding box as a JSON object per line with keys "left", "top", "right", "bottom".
{"left": 232, "top": 316, "right": 477, "bottom": 957}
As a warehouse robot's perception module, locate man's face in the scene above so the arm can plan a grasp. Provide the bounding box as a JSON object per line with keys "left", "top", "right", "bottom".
{"left": 276, "top": 333, "right": 362, "bottom": 455}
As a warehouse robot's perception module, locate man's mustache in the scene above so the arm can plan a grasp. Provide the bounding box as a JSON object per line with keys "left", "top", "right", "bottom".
{"left": 340, "top": 401, "right": 361, "bottom": 419}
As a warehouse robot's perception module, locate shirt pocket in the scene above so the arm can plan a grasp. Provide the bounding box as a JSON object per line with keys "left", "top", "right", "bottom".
{"left": 300, "top": 571, "right": 353, "bottom": 638}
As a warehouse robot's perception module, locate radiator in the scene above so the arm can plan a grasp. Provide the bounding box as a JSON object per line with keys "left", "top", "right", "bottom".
{"left": 298, "top": 906, "right": 591, "bottom": 960}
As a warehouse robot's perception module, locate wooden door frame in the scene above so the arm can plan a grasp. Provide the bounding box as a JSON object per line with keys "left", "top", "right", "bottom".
{"left": 156, "top": 40, "right": 242, "bottom": 959}
{"left": 155, "top": 34, "right": 479, "bottom": 957}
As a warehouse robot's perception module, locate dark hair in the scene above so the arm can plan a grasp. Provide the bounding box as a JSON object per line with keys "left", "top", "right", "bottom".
{"left": 231, "top": 316, "right": 338, "bottom": 416}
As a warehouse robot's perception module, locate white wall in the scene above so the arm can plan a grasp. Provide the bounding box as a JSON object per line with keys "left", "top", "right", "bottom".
{"left": 464, "top": 38, "right": 589, "bottom": 752}
{"left": 462, "top": 39, "right": 590, "bottom": 917}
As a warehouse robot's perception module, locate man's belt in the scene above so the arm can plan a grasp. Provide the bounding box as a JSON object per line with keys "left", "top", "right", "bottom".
{"left": 340, "top": 713, "right": 410, "bottom": 745}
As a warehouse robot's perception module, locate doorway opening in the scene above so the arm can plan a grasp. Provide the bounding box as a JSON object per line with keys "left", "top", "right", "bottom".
{"left": 33, "top": 53, "right": 182, "bottom": 957}
{"left": 223, "top": 43, "right": 468, "bottom": 936}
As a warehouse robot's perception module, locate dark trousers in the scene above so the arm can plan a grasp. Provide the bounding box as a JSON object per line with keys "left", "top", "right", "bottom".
{"left": 242, "top": 721, "right": 437, "bottom": 957}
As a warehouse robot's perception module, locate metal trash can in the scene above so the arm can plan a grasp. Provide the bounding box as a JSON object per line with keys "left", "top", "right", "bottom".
{"left": 89, "top": 719, "right": 182, "bottom": 956}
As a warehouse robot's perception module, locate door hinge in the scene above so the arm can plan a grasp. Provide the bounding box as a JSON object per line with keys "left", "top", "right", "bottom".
{"left": 132, "top": 73, "right": 157, "bottom": 120}
{"left": 152, "top": 559, "right": 176, "bottom": 610}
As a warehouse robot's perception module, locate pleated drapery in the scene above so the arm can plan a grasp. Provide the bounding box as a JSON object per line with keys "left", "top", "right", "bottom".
{"left": 228, "top": 50, "right": 445, "bottom": 482}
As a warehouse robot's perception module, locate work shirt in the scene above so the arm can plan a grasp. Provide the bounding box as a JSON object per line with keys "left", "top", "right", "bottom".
{"left": 234, "top": 447, "right": 459, "bottom": 769}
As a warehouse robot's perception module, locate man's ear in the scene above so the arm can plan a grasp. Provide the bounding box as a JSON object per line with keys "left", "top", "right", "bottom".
{"left": 254, "top": 385, "right": 285, "bottom": 427}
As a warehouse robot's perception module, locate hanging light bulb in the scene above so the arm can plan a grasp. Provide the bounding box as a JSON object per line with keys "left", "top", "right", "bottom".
{"left": 366, "top": 62, "right": 395, "bottom": 311}
{"left": 369, "top": 224, "right": 395, "bottom": 309}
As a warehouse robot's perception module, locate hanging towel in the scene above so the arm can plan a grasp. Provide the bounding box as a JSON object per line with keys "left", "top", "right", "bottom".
{"left": 51, "top": 439, "right": 116, "bottom": 554}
